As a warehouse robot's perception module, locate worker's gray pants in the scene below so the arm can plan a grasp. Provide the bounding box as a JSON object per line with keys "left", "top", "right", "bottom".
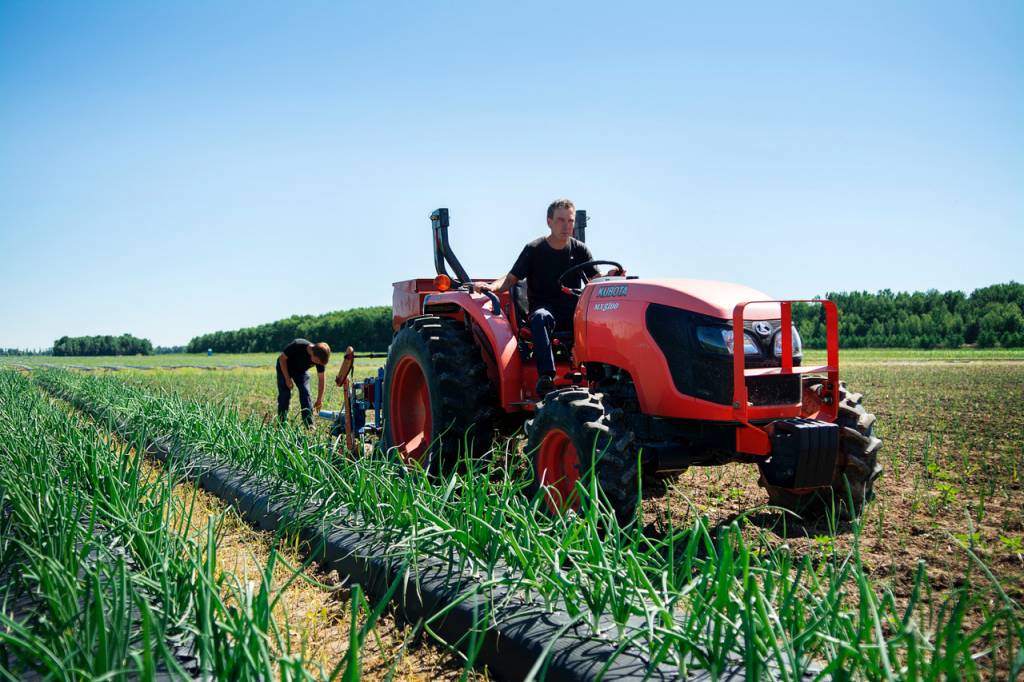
{"left": 276, "top": 364, "right": 312, "bottom": 426}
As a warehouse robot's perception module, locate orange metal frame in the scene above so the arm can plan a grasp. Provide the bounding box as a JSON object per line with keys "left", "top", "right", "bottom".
{"left": 731, "top": 299, "right": 839, "bottom": 455}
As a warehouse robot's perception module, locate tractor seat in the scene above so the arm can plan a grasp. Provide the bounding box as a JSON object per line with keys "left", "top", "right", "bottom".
{"left": 510, "top": 280, "right": 530, "bottom": 329}
{"left": 510, "top": 280, "right": 574, "bottom": 344}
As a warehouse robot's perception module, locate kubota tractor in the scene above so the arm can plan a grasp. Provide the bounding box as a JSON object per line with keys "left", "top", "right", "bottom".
{"left": 382, "top": 208, "right": 882, "bottom": 524}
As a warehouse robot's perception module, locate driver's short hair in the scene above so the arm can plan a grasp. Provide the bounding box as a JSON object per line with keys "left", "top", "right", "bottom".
{"left": 546, "top": 199, "right": 575, "bottom": 220}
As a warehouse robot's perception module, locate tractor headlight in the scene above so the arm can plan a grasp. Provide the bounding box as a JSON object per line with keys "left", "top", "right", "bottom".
{"left": 697, "top": 326, "right": 761, "bottom": 356}
{"left": 772, "top": 326, "right": 803, "bottom": 358}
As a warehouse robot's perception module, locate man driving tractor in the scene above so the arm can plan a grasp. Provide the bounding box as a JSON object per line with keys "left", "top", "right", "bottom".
{"left": 473, "top": 199, "right": 622, "bottom": 396}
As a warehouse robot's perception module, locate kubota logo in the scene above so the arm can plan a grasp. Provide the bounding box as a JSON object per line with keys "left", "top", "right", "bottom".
{"left": 597, "top": 285, "right": 628, "bottom": 298}
{"left": 753, "top": 321, "right": 772, "bottom": 336}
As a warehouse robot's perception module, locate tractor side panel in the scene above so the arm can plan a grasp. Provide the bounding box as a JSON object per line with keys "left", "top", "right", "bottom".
{"left": 578, "top": 297, "right": 700, "bottom": 417}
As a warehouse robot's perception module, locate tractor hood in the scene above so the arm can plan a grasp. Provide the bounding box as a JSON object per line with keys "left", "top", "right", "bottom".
{"left": 592, "top": 277, "right": 781, "bottom": 320}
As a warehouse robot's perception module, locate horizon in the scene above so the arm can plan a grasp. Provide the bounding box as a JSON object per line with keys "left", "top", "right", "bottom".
{"left": 2, "top": 2, "right": 1021, "bottom": 348}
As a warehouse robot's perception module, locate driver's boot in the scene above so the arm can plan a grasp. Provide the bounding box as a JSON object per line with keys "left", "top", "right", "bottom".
{"left": 536, "top": 374, "right": 555, "bottom": 398}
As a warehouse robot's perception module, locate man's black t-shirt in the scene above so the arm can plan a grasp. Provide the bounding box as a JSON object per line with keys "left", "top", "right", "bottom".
{"left": 282, "top": 338, "right": 325, "bottom": 375}
{"left": 510, "top": 237, "right": 598, "bottom": 325}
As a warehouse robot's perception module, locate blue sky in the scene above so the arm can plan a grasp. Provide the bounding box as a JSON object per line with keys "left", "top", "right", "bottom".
{"left": 1, "top": 1, "right": 1021, "bottom": 348}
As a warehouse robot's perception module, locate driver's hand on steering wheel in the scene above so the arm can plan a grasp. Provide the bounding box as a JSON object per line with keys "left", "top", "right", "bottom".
{"left": 469, "top": 282, "right": 491, "bottom": 294}
{"left": 607, "top": 267, "right": 626, "bottom": 277}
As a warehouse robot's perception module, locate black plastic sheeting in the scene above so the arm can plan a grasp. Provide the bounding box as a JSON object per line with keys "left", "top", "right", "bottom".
{"left": 146, "top": 444, "right": 689, "bottom": 682}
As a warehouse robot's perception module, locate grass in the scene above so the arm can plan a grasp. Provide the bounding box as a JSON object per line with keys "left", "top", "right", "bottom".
{"left": 26, "top": 365, "right": 1024, "bottom": 680}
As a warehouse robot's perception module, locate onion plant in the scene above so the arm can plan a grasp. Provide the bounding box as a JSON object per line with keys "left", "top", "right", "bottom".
{"left": 0, "top": 369, "right": 381, "bottom": 680}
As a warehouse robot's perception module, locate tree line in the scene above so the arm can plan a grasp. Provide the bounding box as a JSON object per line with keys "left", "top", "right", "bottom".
{"left": 52, "top": 334, "right": 154, "bottom": 356}
{"left": 794, "top": 282, "right": 1024, "bottom": 349}
{"left": 30, "top": 283, "right": 1020, "bottom": 358}
{"left": 185, "top": 306, "right": 392, "bottom": 354}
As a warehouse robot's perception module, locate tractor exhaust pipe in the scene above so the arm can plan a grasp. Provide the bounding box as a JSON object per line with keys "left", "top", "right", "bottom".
{"left": 431, "top": 208, "right": 471, "bottom": 286}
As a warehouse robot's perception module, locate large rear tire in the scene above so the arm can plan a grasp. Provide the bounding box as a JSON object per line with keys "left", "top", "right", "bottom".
{"left": 760, "top": 381, "right": 883, "bottom": 521}
{"left": 382, "top": 316, "right": 495, "bottom": 471}
{"left": 525, "top": 389, "right": 640, "bottom": 527}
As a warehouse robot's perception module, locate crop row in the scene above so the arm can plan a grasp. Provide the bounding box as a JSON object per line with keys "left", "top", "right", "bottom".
{"left": 0, "top": 370, "right": 385, "bottom": 680}
{"left": 30, "top": 368, "right": 1024, "bottom": 680}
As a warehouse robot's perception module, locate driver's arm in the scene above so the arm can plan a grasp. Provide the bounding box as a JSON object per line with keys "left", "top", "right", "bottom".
{"left": 475, "top": 273, "right": 518, "bottom": 294}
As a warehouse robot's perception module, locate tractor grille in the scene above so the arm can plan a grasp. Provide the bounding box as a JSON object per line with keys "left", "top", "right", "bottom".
{"left": 645, "top": 303, "right": 801, "bottom": 407}
{"left": 746, "top": 374, "right": 801, "bottom": 406}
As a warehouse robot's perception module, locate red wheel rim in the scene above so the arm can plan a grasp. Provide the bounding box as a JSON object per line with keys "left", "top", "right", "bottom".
{"left": 389, "top": 356, "right": 432, "bottom": 463}
{"left": 536, "top": 428, "right": 581, "bottom": 514}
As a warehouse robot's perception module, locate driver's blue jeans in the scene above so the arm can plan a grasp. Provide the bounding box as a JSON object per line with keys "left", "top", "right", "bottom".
{"left": 530, "top": 308, "right": 558, "bottom": 378}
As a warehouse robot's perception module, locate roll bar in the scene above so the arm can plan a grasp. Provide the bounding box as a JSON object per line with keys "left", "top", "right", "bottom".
{"left": 574, "top": 209, "right": 587, "bottom": 242}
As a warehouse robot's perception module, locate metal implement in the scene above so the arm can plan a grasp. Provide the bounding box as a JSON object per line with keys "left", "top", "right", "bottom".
{"left": 318, "top": 346, "right": 386, "bottom": 453}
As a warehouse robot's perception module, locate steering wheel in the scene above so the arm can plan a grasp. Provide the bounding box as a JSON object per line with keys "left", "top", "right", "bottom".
{"left": 558, "top": 260, "right": 626, "bottom": 296}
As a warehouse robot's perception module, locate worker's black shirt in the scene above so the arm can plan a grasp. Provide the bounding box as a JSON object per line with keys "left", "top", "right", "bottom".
{"left": 282, "top": 339, "right": 325, "bottom": 375}
{"left": 510, "top": 237, "right": 598, "bottom": 325}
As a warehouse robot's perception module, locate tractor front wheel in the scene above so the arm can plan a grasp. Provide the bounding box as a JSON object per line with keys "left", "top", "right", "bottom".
{"left": 526, "top": 389, "right": 639, "bottom": 526}
{"left": 760, "top": 381, "right": 883, "bottom": 521}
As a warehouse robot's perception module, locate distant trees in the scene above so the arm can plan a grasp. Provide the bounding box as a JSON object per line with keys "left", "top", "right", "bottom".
{"left": 0, "top": 348, "right": 52, "bottom": 356}
{"left": 794, "top": 282, "right": 1024, "bottom": 349}
{"left": 52, "top": 334, "right": 153, "bottom": 356}
{"left": 186, "top": 306, "right": 392, "bottom": 354}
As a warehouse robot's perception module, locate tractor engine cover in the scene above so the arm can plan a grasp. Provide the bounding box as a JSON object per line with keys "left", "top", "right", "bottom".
{"left": 760, "top": 418, "right": 840, "bottom": 489}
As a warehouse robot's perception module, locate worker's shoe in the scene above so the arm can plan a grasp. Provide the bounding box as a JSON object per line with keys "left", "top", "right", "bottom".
{"left": 536, "top": 374, "right": 555, "bottom": 398}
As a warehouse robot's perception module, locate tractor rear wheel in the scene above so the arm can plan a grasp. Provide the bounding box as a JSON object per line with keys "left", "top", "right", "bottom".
{"left": 760, "top": 380, "right": 883, "bottom": 521}
{"left": 526, "top": 389, "right": 639, "bottom": 527}
{"left": 383, "top": 315, "right": 494, "bottom": 470}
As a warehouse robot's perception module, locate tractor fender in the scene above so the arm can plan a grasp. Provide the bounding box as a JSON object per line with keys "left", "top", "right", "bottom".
{"left": 422, "top": 291, "right": 523, "bottom": 410}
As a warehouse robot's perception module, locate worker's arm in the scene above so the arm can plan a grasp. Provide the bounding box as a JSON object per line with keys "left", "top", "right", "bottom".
{"left": 314, "top": 372, "right": 325, "bottom": 412}
{"left": 472, "top": 272, "right": 519, "bottom": 294}
{"left": 278, "top": 353, "right": 293, "bottom": 390}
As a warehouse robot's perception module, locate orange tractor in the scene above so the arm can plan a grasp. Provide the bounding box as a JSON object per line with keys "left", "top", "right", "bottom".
{"left": 382, "top": 208, "right": 881, "bottom": 523}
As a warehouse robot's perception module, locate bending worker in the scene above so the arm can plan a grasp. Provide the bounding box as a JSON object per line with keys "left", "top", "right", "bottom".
{"left": 277, "top": 339, "right": 331, "bottom": 426}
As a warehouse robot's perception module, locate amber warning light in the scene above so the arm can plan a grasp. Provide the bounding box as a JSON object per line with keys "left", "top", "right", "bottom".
{"left": 433, "top": 274, "right": 452, "bottom": 292}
